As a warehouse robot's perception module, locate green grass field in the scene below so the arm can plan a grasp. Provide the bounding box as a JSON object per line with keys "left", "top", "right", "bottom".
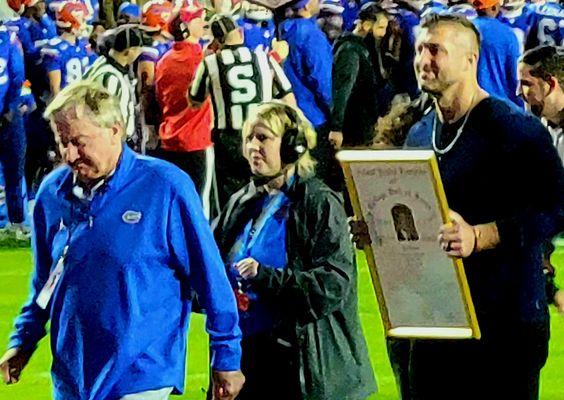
{"left": 1, "top": 247, "right": 563, "bottom": 399}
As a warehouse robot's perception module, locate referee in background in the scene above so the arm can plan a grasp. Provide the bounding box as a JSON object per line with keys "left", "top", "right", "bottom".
{"left": 189, "top": 14, "right": 295, "bottom": 206}
{"left": 84, "top": 24, "right": 151, "bottom": 152}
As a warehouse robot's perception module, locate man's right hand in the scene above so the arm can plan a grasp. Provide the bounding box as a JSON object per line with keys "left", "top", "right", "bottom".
{"left": 212, "top": 369, "right": 245, "bottom": 400}
{"left": 0, "top": 347, "right": 32, "bottom": 384}
{"left": 554, "top": 289, "right": 564, "bottom": 315}
{"left": 349, "top": 220, "right": 372, "bottom": 249}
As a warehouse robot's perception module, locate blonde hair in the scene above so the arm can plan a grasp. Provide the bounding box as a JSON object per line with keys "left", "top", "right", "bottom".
{"left": 242, "top": 102, "right": 317, "bottom": 179}
{"left": 44, "top": 80, "right": 125, "bottom": 136}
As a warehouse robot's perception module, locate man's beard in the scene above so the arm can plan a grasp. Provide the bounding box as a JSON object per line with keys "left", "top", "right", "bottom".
{"left": 528, "top": 102, "right": 544, "bottom": 118}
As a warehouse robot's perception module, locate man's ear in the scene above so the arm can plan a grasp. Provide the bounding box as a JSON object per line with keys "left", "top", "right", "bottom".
{"left": 546, "top": 76, "right": 557, "bottom": 95}
{"left": 111, "top": 122, "right": 125, "bottom": 142}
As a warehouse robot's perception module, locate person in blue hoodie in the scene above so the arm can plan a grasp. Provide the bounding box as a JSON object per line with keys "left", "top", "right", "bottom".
{"left": 0, "top": 80, "right": 245, "bottom": 400}
{"left": 280, "top": 0, "right": 335, "bottom": 188}
{"left": 472, "top": 0, "right": 523, "bottom": 107}
{"left": 280, "top": 0, "right": 332, "bottom": 131}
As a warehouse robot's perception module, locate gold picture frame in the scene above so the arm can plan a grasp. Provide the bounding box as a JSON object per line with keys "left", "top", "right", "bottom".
{"left": 337, "top": 149, "right": 481, "bottom": 340}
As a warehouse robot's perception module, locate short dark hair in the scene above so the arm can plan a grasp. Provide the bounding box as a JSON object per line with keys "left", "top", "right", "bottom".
{"left": 522, "top": 45, "right": 564, "bottom": 86}
{"left": 358, "top": 2, "right": 387, "bottom": 22}
{"left": 210, "top": 14, "right": 237, "bottom": 43}
{"left": 168, "top": 12, "right": 187, "bottom": 42}
{"left": 420, "top": 13, "right": 481, "bottom": 49}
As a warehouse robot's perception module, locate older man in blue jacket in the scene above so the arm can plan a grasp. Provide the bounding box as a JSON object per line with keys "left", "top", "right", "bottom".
{"left": 0, "top": 80, "right": 244, "bottom": 400}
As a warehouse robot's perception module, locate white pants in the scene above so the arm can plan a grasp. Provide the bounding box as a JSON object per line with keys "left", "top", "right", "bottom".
{"left": 120, "top": 387, "right": 174, "bottom": 400}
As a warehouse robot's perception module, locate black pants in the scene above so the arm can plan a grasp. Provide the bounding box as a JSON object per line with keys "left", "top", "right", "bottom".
{"left": 212, "top": 129, "right": 250, "bottom": 208}
{"left": 387, "top": 338, "right": 413, "bottom": 400}
{"left": 24, "top": 107, "right": 55, "bottom": 198}
{"left": 156, "top": 147, "right": 218, "bottom": 219}
{"left": 237, "top": 332, "right": 301, "bottom": 400}
{"left": 407, "top": 323, "right": 549, "bottom": 400}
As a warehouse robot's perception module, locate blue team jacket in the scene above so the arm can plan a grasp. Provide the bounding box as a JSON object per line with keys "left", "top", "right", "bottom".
{"left": 9, "top": 147, "right": 241, "bottom": 399}
{"left": 474, "top": 16, "right": 523, "bottom": 107}
{"left": 280, "top": 17, "right": 332, "bottom": 128}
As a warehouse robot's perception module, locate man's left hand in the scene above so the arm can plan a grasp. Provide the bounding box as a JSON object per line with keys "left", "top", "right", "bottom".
{"left": 554, "top": 290, "right": 564, "bottom": 315}
{"left": 212, "top": 370, "right": 245, "bottom": 400}
{"left": 235, "top": 258, "right": 259, "bottom": 279}
{"left": 438, "top": 210, "right": 475, "bottom": 258}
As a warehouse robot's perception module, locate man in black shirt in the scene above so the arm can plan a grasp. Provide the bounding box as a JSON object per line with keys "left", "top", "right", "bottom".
{"left": 404, "top": 14, "right": 563, "bottom": 400}
{"left": 329, "top": 2, "right": 390, "bottom": 149}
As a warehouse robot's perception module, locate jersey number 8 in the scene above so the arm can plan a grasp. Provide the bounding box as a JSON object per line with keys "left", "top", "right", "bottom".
{"left": 65, "top": 58, "right": 84, "bottom": 85}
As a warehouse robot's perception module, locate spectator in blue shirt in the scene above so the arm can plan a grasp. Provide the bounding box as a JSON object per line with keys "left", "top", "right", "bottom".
{"left": 472, "top": 0, "right": 523, "bottom": 106}
{"left": 0, "top": 80, "right": 245, "bottom": 400}
{"left": 280, "top": 0, "right": 332, "bottom": 130}
{"left": 280, "top": 0, "right": 338, "bottom": 190}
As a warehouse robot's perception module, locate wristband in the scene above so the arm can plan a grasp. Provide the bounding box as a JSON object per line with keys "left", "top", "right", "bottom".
{"left": 269, "top": 50, "right": 283, "bottom": 64}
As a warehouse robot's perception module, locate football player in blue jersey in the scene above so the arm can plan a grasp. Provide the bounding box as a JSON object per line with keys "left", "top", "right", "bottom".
{"left": 238, "top": 0, "right": 276, "bottom": 51}
{"left": 0, "top": 25, "right": 31, "bottom": 238}
{"left": 42, "top": 1, "right": 92, "bottom": 97}
{"left": 137, "top": 0, "right": 174, "bottom": 150}
{"left": 6, "top": 0, "right": 39, "bottom": 60}
{"left": 7, "top": 0, "right": 56, "bottom": 98}
{"left": 138, "top": 0, "right": 173, "bottom": 89}
{"left": 46, "top": 0, "right": 98, "bottom": 25}
{"left": 530, "top": 0, "right": 563, "bottom": 47}
{"left": 499, "top": 0, "right": 537, "bottom": 52}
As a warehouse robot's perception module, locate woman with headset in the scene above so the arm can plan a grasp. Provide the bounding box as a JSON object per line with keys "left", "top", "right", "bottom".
{"left": 212, "top": 102, "right": 376, "bottom": 400}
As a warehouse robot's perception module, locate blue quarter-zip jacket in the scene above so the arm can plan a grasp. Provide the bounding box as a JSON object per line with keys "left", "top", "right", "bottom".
{"left": 280, "top": 17, "right": 332, "bottom": 128}
{"left": 8, "top": 146, "right": 241, "bottom": 399}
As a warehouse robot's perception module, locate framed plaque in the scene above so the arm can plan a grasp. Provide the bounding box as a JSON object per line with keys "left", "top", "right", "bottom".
{"left": 337, "top": 149, "right": 480, "bottom": 339}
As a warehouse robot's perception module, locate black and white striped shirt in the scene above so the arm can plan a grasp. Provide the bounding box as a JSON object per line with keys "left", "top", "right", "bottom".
{"left": 190, "top": 45, "right": 293, "bottom": 131}
{"left": 83, "top": 55, "right": 136, "bottom": 139}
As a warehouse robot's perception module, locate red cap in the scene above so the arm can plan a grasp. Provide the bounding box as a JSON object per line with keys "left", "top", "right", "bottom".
{"left": 472, "top": 0, "right": 499, "bottom": 10}
{"left": 179, "top": 1, "right": 204, "bottom": 23}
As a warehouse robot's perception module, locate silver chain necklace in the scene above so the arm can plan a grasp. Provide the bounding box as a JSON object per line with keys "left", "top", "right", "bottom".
{"left": 432, "top": 96, "right": 476, "bottom": 155}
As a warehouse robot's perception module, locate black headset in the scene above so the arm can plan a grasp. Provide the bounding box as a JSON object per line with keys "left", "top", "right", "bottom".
{"left": 279, "top": 104, "right": 308, "bottom": 165}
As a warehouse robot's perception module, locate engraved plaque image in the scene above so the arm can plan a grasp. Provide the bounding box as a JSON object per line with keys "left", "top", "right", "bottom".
{"left": 337, "top": 149, "right": 480, "bottom": 339}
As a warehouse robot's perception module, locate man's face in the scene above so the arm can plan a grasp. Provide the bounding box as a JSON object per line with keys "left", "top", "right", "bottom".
{"left": 371, "top": 14, "right": 389, "bottom": 38}
{"left": 31, "top": 0, "right": 46, "bottom": 17}
{"left": 53, "top": 109, "right": 122, "bottom": 184}
{"left": 306, "top": 0, "right": 321, "bottom": 16}
{"left": 244, "top": 123, "right": 283, "bottom": 178}
{"left": 519, "top": 63, "right": 549, "bottom": 117}
{"left": 414, "top": 25, "right": 470, "bottom": 95}
{"left": 188, "top": 14, "right": 208, "bottom": 40}
{"left": 125, "top": 46, "right": 143, "bottom": 64}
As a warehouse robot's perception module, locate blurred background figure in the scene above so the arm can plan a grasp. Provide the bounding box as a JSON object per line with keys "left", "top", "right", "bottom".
{"left": 471, "top": 0, "right": 523, "bottom": 106}
{"left": 331, "top": 2, "right": 390, "bottom": 150}
{"left": 42, "top": 1, "right": 93, "bottom": 97}
{"left": 116, "top": 1, "right": 142, "bottom": 24}
{"left": 317, "top": 0, "right": 344, "bottom": 43}
{"left": 155, "top": 3, "right": 220, "bottom": 219}
{"left": 238, "top": 0, "right": 275, "bottom": 51}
